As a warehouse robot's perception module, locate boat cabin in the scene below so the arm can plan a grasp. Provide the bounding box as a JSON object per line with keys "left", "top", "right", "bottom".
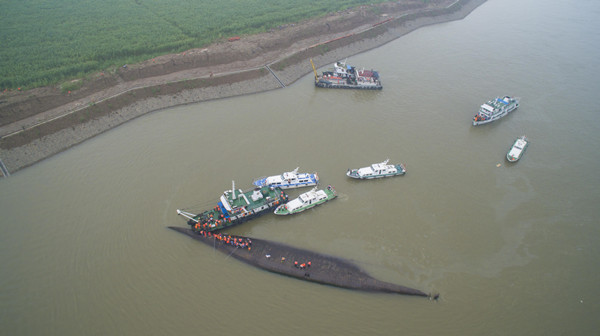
{"left": 356, "top": 162, "right": 397, "bottom": 177}
{"left": 286, "top": 189, "right": 327, "bottom": 211}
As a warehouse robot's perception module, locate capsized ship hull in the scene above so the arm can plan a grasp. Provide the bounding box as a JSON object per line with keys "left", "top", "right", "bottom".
{"left": 169, "top": 227, "right": 434, "bottom": 297}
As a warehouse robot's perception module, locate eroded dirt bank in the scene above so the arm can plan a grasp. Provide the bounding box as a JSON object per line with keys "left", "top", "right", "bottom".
{"left": 0, "top": 0, "right": 486, "bottom": 175}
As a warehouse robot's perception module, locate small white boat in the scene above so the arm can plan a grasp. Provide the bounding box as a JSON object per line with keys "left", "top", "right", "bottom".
{"left": 506, "top": 136, "right": 529, "bottom": 162}
{"left": 346, "top": 159, "right": 406, "bottom": 179}
{"left": 274, "top": 185, "right": 337, "bottom": 215}
{"left": 253, "top": 167, "right": 319, "bottom": 189}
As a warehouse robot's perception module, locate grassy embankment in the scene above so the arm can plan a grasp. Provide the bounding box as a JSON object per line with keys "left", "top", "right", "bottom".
{"left": 1, "top": 0, "right": 389, "bottom": 91}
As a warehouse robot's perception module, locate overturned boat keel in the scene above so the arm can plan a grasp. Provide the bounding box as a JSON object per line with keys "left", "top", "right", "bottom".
{"left": 168, "top": 227, "right": 437, "bottom": 298}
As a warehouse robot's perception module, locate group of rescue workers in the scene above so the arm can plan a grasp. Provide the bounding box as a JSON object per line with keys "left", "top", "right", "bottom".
{"left": 195, "top": 230, "right": 252, "bottom": 250}
{"left": 194, "top": 228, "right": 316, "bottom": 275}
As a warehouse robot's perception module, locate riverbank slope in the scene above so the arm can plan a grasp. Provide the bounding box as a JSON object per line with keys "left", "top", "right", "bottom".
{"left": 0, "top": 0, "right": 486, "bottom": 176}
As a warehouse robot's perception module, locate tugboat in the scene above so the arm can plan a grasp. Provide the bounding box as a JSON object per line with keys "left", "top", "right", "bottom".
{"left": 177, "top": 181, "right": 288, "bottom": 232}
{"left": 274, "top": 185, "right": 337, "bottom": 215}
{"left": 346, "top": 159, "right": 406, "bottom": 179}
{"left": 310, "top": 59, "right": 382, "bottom": 90}
{"left": 506, "top": 136, "right": 529, "bottom": 162}
{"left": 472, "top": 96, "right": 520, "bottom": 125}
{"left": 253, "top": 167, "right": 319, "bottom": 189}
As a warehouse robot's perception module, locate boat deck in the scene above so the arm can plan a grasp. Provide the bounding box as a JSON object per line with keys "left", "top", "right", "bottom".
{"left": 224, "top": 186, "right": 283, "bottom": 212}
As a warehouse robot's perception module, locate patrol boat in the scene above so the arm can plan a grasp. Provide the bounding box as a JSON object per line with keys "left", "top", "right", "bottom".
{"left": 506, "top": 136, "right": 529, "bottom": 162}
{"left": 274, "top": 185, "right": 337, "bottom": 215}
{"left": 346, "top": 159, "right": 406, "bottom": 179}
{"left": 253, "top": 167, "right": 319, "bottom": 189}
{"left": 310, "top": 59, "right": 382, "bottom": 90}
{"left": 177, "top": 181, "right": 288, "bottom": 232}
{"left": 472, "top": 96, "right": 520, "bottom": 125}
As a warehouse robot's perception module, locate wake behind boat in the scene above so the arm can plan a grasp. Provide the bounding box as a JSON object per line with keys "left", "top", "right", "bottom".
{"left": 253, "top": 167, "right": 319, "bottom": 189}
{"left": 274, "top": 185, "right": 337, "bottom": 215}
{"left": 473, "top": 96, "right": 520, "bottom": 125}
{"left": 177, "top": 181, "right": 288, "bottom": 232}
{"left": 346, "top": 159, "right": 406, "bottom": 179}
{"left": 506, "top": 136, "right": 529, "bottom": 162}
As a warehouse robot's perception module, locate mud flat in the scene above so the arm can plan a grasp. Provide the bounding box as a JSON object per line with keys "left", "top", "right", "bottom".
{"left": 0, "top": 0, "right": 486, "bottom": 175}
{"left": 169, "top": 227, "right": 435, "bottom": 297}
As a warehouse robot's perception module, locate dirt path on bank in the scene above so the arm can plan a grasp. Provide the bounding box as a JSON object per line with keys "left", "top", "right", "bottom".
{"left": 0, "top": 0, "right": 486, "bottom": 176}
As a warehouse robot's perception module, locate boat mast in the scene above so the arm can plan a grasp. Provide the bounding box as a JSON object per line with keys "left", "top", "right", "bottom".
{"left": 232, "top": 180, "right": 236, "bottom": 199}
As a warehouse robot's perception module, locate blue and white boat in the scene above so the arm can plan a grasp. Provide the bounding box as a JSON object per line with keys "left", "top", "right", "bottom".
{"left": 253, "top": 168, "right": 319, "bottom": 189}
{"left": 472, "top": 96, "right": 520, "bottom": 125}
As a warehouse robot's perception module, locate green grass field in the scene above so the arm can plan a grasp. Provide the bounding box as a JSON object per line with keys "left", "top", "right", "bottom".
{"left": 1, "top": 0, "right": 388, "bottom": 90}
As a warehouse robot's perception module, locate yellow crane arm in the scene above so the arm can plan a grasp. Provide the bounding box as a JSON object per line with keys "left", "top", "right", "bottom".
{"left": 310, "top": 59, "right": 318, "bottom": 80}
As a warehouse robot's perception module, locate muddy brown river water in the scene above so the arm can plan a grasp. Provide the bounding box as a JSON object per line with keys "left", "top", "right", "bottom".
{"left": 1, "top": 0, "right": 599, "bottom": 334}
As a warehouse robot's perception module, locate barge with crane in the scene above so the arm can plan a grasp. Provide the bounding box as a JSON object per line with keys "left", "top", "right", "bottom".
{"left": 177, "top": 181, "right": 288, "bottom": 232}
{"left": 310, "top": 59, "right": 382, "bottom": 90}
